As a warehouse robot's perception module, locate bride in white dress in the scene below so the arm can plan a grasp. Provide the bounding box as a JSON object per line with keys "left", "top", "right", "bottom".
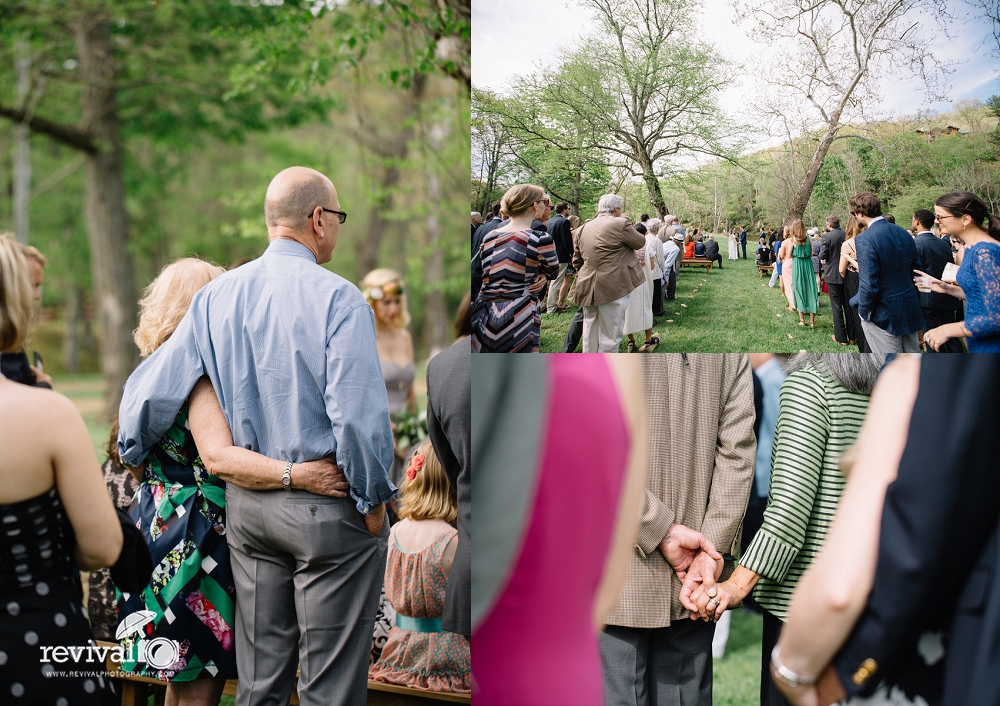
{"left": 728, "top": 229, "right": 739, "bottom": 261}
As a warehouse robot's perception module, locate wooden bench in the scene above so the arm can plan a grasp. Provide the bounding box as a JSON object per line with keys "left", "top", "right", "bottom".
{"left": 680, "top": 258, "right": 713, "bottom": 272}
{"left": 757, "top": 264, "right": 774, "bottom": 278}
{"left": 96, "top": 641, "right": 470, "bottom": 706}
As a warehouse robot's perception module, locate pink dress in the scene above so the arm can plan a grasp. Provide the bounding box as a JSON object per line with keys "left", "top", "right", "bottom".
{"left": 369, "top": 526, "right": 470, "bottom": 692}
{"left": 473, "top": 356, "right": 631, "bottom": 706}
{"left": 781, "top": 243, "right": 796, "bottom": 309}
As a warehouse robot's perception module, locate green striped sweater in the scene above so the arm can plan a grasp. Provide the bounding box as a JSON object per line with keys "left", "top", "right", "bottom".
{"left": 741, "top": 364, "right": 870, "bottom": 620}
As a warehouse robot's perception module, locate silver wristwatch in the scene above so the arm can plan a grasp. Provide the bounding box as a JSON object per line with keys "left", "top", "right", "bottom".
{"left": 282, "top": 462, "right": 293, "bottom": 491}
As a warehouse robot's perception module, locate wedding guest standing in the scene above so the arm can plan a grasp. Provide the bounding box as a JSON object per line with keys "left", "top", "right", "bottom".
{"left": 0, "top": 236, "right": 123, "bottom": 705}
{"left": 840, "top": 216, "right": 869, "bottom": 351}
{"left": 118, "top": 166, "right": 395, "bottom": 706}
{"left": 117, "top": 258, "right": 240, "bottom": 703}
{"left": 0, "top": 238, "right": 53, "bottom": 387}
{"left": 911, "top": 209, "right": 963, "bottom": 353}
{"left": 568, "top": 194, "right": 646, "bottom": 353}
{"left": 472, "top": 184, "right": 558, "bottom": 353}
{"left": 848, "top": 192, "right": 924, "bottom": 354}
{"left": 425, "top": 338, "right": 470, "bottom": 642}
{"left": 779, "top": 229, "right": 796, "bottom": 310}
{"left": 789, "top": 220, "right": 818, "bottom": 327}
{"left": 918, "top": 191, "right": 1000, "bottom": 352}
{"left": 474, "top": 355, "right": 647, "bottom": 706}
{"left": 820, "top": 216, "right": 854, "bottom": 346}
{"left": 362, "top": 268, "right": 417, "bottom": 483}
{"left": 682, "top": 354, "right": 881, "bottom": 706}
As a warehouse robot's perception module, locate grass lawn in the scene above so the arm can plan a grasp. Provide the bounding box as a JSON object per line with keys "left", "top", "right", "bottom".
{"left": 714, "top": 609, "right": 764, "bottom": 706}
{"left": 59, "top": 373, "right": 112, "bottom": 459}
{"left": 541, "top": 237, "right": 850, "bottom": 352}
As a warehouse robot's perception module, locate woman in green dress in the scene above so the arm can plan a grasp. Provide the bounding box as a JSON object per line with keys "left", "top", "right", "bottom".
{"left": 789, "top": 219, "right": 819, "bottom": 327}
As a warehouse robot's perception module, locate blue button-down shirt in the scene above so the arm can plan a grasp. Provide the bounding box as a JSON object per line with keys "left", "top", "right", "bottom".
{"left": 117, "top": 239, "right": 397, "bottom": 514}
{"left": 754, "top": 357, "right": 786, "bottom": 498}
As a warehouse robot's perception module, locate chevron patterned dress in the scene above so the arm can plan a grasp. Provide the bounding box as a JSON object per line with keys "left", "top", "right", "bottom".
{"left": 472, "top": 228, "right": 558, "bottom": 352}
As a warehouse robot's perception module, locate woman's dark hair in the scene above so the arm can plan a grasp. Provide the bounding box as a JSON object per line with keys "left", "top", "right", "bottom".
{"left": 935, "top": 191, "right": 1000, "bottom": 242}
{"left": 454, "top": 291, "right": 471, "bottom": 339}
{"left": 635, "top": 223, "right": 647, "bottom": 234}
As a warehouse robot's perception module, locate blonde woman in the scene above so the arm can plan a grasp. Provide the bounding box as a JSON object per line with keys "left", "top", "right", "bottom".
{"left": 369, "top": 440, "right": 470, "bottom": 692}
{"left": 840, "top": 216, "right": 869, "bottom": 351}
{"left": 471, "top": 183, "right": 558, "bottom": 352}
{"left": 121, "top": 258, "right": 344, "bottom": 706}
{"left": 0, "top": 235, "right": 123, "bottom": 705}
{"left": 361, "top": 268, "right": 416, "bottom": 416}
{"left": 779, "top": 229, "right": 797, "bottom": 311}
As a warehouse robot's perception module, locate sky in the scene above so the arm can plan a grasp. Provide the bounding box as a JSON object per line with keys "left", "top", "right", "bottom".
{"left": 473, "top": 0, "right": 1000, "bottom": 155}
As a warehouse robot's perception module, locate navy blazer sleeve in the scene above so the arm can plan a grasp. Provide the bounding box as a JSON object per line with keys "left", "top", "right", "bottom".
{"left": 834, "top": 357, "right": 1000, "bottom": 697}
{"left": 854, "top": 232, "right": 879, "bottom": 320}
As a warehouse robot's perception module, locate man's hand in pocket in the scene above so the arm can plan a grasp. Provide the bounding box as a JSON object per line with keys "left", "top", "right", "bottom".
{"left": 364, "top": 503, "right": 386, "bottom": 536}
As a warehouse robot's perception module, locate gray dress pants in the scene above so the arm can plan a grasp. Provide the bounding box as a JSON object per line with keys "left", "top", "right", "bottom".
{"left": 225, "top": 485, "right": 389, "bottom": 706}
{"left": 601, "top": 621, "right": 715, "bottom": 706}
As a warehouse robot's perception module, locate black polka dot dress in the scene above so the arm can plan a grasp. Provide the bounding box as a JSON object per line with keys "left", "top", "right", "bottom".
{"left": 0, "top": 487, "right": 115, "bottom": 704}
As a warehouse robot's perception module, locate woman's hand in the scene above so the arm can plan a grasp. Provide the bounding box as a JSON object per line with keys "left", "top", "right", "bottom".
{"left": 922, "top": 322, "right": 967, "bottom": 351}
{"left": 688, "top": 578, "right": 742, "bottom": 622}
{"left": 913, "top": 270, "right": 964, "bottom": 299}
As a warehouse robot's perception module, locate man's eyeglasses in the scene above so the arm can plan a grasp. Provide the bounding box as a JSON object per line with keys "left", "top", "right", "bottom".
{"left": 308, "top": 207, "right": 348, "bottom": 224}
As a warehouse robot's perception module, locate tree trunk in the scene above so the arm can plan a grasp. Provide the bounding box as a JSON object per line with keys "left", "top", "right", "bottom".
{"left": 637, "top": 151, "right": 667, "bottom": 218}
{"left": 75, "top": 11, "right": 140, "bottom": 419}
{"left": 421, "top": 168, "right": 450, "bottom": 357}
{"left": 355, "top": 76, "right": 422, "bottom": 281}
{"left": 786, "top": 110, "right": 843, "bottom": 222}
{"left": 62, "top": 285, "right": 81, "bottom": 374}
{"left": 13, "top": 41, "right": 31, "bottom": 245}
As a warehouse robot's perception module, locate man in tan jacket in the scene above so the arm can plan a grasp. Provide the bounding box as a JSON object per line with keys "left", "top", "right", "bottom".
{"left": 568, "top": 193, "right": 646, "bottom": 352}
{"left": 601, "top": 354, "right": 756, "bottom": 706}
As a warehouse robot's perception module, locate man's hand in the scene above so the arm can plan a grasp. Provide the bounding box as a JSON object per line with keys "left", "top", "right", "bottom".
{"left": 291, "top": 458, "right": 349, "bottom": 497}
{"left": 658, "top": 523, "right": 721, "bottom": 581}
{"left": 678, "top": 552, "right": 725, "bottom": 617}
{"left": 29, "top": 365, "right": 53, "bottom": 387}
{"left": 527, "top": 273, "right": 546, "bottom": 294}
{"left": 363, "top": 503, "right": 386, "bottom": 536}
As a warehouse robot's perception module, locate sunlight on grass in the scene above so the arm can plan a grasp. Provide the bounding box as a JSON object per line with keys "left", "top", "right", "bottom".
{"left": 542, "top": 238, "right": 847, "bottom": 353}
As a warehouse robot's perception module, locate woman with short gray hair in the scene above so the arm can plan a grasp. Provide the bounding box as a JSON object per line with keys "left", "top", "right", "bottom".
{"left": 681, "top": 353, "right": 884, "bottom": 706}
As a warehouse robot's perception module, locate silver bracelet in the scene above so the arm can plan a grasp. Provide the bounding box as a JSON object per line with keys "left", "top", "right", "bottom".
{"left": 771, "top": 645, "right": 817, "bottom": 687}
{"left": 282, "top": 462, "right": 293, "bottom": 491}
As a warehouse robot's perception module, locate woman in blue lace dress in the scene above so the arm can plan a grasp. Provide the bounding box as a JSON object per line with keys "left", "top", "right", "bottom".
{"left": 916, "top": 192, "right": 1000, "bottom": 352}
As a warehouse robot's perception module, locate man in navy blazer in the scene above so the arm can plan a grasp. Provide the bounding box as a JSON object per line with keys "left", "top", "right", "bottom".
{"left": 829, "top": 356, "right": 1000, "bottom": 706}
{"left": 911, "top": 209, "right": 963, "bottom": 353}
{"left": 847, "top": 192, "right": 924, "bottom": 353}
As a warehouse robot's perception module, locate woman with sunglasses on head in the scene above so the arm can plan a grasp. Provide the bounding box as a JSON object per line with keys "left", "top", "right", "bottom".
{"left": 362, "top": 269, "right": 418, "bottom": 484}
{"left": 915, "top": 191, "right": 1000, "bottom": 352}
{"left": 471, "top": 184, "right": 559, "bottom": 353}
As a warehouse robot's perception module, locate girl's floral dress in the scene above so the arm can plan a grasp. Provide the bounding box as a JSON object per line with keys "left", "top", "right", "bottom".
{"left": 117, "top": 404, "right": 237, "bottom": 682}
{"left": 369, "top": 526, "right": 470, "bottom": 692}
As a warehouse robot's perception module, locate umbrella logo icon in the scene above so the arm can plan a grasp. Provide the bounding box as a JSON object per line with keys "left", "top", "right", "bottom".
{"left": 116, "top": 610, "right": 156, "bottom": 640}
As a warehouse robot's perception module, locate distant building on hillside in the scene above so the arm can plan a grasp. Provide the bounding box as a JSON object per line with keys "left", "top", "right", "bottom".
{"left": 915, "top": 125, "right": 970, "bottom": 142}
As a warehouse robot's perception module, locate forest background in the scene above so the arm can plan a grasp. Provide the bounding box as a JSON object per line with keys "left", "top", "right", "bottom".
{"left": 0, "top": 0, "right": 471, "bottom": 418}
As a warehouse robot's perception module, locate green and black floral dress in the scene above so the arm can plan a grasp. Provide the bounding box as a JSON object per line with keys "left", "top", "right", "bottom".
{"left": 117, "top": 404, "right": 237, "bottom": 682}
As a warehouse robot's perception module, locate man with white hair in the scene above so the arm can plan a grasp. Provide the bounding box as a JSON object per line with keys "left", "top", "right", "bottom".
{"left": 662, "top": 231, "right": 682, "bottom": 302}
{"left": 567, "top": 194, "right": 646, "bottom": 352}
{"left": 471, "top": 211, "right": 482, "bottom": 238}
{"left": 119, "top": 166, "right": 395, "bottom": 706}
{"left": 646, "top": 218, "right": 665, "bottom": 316}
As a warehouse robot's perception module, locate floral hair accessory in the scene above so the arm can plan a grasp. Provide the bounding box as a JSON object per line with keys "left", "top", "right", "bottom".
{"left": 364, "top": 281, "right": 405, "bottom": 302}
{"left": 405, "top": 453, "right": 425, "bottom": 481}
